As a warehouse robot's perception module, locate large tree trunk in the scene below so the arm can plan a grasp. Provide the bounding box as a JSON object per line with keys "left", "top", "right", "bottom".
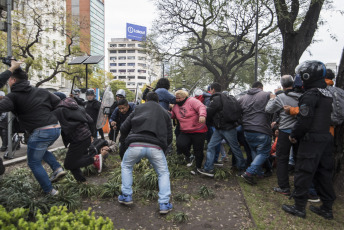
{"left": 281, "top": 34, "right": 307, "bottom": 75}
{"left": 334, "top": 48, "right": 344, "bottom": 191}
{"left": 274, "top": 0, "right": 325, "bottom": 75}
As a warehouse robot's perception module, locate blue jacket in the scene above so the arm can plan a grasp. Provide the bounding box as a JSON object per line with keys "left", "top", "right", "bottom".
{"left": 155, "top": 88, "right": 176, "bottom": 110}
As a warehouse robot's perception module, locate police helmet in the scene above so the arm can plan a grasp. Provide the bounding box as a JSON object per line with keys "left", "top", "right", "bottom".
{"left": 72, "top": 88, "right": 81, "bottom": 95}
{"left": 86, "top": 88, "right": 95, "bottom": 96}
{"left": 116, "top": 89, "right": 126, "bottom": 98}
{"left": 295, "top": 60, "right": 326, "bottom": 83}
{"left": 193, "top": 88, "right": 203, "bottom": 97}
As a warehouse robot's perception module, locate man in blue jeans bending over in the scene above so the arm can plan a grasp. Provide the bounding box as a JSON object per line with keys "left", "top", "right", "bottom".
{"left": 0, "top": 60, "right": 66, "bottom": 195}
{"left": 118, "top": 92, "right": 173, "bottom": 214}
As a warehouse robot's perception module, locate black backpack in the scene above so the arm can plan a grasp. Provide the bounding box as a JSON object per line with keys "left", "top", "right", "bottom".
{"left": 220, "top": 93, "right": 242, "bottom": 123}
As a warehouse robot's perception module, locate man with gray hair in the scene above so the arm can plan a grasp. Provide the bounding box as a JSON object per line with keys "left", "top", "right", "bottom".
{"left": 265, "top": 75, "right": 302, "bottom": 195}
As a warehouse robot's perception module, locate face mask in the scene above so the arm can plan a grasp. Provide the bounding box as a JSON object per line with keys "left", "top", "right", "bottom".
{"left": 176, "top": 97, "right": 187, "bottom": 106}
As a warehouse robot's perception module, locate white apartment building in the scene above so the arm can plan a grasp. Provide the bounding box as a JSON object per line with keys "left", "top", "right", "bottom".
{"left": 108, "top": 38, "right": 161, "bottom": 92}
{"left": 12, "top": 0, "right": 71, "bottom": 94}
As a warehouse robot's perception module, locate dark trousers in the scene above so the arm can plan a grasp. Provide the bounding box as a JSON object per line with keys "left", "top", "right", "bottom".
{"left": 176, "top": 132, "right": 206, "bottom": 169}
{"left": 293, "top": 133, "right": 336, "bottom": 210}
{"left": 276, "top": 131, "right": 299, "bottom": 189}
{"left": 0, "top": 128, "right": 8, "bottom": 148}
{"left": 64, "top": 137, "right": 93, "bottom": 182}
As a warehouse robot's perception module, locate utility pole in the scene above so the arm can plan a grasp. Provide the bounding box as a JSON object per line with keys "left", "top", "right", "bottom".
{"left": 254, "top": 0, "right": 259, "bottom": 82}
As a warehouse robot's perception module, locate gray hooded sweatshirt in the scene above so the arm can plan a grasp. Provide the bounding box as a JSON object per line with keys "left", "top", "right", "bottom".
{"left": 265, "top": 90, "right": 302, "bottom": 130}
{"left": 238, "top": 88, "right": 272, "bottom": 136}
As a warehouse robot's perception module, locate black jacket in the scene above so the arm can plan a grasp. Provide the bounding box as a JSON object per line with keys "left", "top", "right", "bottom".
{"left": 53, "top": 97, "right": 94, "bottom": 146}
{"left": 0, "top": 81, "right": 60, "bottom": 133}
{"left": 291, "top": 87, "right": 332, "bottom": 140}
{"left": 120, "top": 101, "right": 172, "bottom": 151}
{"left": 85, "top": 99, "right": 101, "bottom": 124}
{"left": 207, "top": 92, "right": 236, "bottom": 130}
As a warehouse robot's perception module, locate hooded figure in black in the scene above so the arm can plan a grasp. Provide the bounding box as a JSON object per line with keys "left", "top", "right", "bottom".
{"left": 282, "top": 61, "right": 336, "bottom": 220}
{"left": 53, "top": 96, "right": 109, "bottom": 181}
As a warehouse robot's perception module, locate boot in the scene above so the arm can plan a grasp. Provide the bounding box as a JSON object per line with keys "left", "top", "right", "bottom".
{"left": 309, "top": 205, "right": 333, "bottom": 220}
{"left": 282, "top": 204, "right": 306, "bottom": 218}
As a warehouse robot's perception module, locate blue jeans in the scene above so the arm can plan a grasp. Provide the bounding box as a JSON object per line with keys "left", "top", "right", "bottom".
{"left": 27, "top": 128, "right": 61, "bottom": 193}
{"left": 204, "top": 128, "right": 246, "bottom": 171}
{"left": 121, "top": 144, "right": 171, "bottom": 203}
{"left": 244, "top": 131, "right": 272, "bottom": 176}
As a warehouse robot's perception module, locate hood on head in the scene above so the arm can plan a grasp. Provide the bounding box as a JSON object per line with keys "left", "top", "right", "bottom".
{"left": 247, "top": 88, "right": 262, "bottom": 95}
{"left": 57, "top": 97, "right": 79, "bottom": 110}
{"left": 11, "top": 81, "right": 32, "bottom": 93}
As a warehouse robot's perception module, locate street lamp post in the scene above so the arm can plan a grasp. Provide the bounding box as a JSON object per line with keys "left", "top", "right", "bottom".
{"left": 254, "top": 0, "right": 259, "bottom": 82}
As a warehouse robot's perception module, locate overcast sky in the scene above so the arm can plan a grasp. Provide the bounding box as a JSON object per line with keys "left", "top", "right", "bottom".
{"left": 104, "top": 0, "right": 344, "bottom": 71}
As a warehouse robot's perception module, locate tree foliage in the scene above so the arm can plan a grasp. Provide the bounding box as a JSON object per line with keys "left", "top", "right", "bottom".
{"left": 153, "top": 0, "right": 278, "bottom": 88}
{"left": 0, "top": 0, "right": 88, "bottom": 87}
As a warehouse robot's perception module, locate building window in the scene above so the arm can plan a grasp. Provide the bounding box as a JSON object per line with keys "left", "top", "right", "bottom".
{"left": 138, "top": 76, "right": 146, "bottom": 79}
{"left": 109, "top": 50, "right": 116, "bottom": 53}
{"left": 119, "top": 69, "right": 126, "bottom": 73}
{"left": 110, "top": 57, "right": 117, "bottom": 60}
{"left": 138, "top": 44, "right": 146, "bottom": 48}
{"left": 110, "top": 70, "right": 117, "bottom": 73}
{"left": 138, "top": 57, "right": 146, "bottom": 61}
{"left": 128, "top": 76, "right": 135, "bottom": 79}
{"left": 138, "top": 63, "right": 146, "bottom": 68}
{"left": 119, "top": 76, "right": 126, "bottom": 79}
{"left": 138, "top": 50, "right": 146, "bottom": 54}
{"left": 127, "top": 56, "right": 135, "bottom": 60}
{"left": 138, "top": 69, "right": 146, "bottom": 73}
{"left": 110, "top": 63, "right": 117, "bottom": 66}
{"left": 119, "top": 63, "right": 126, "bottom": 66}
{"left": 118, "top": 56, "right": 126, "bottom": 60}
{"left": 127, "top": 63, "right": 135, "bottom": 67}
{"left": 110, "top": 44, "right": 117, "bottom": 47}
{"left": 119, "top": 44, "right": 126, "bottom": 47}
{"left": 127, "top": 50, "right": 135, "bottom": 53}
{"left": 127, "top": 44, "right": 135, "bottom": 47}
{"left": 118, "top": 50, "right": 126, "bottom": 53}
{"left": 128, "top": 69, "right": 135, "bottom": 72}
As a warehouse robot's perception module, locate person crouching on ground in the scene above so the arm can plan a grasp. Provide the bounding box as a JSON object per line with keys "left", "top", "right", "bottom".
{"left": 53, "top": 93, "right": 109, "bottom": 182}
{"left": 117, "top": 92, "right": 173, "bottom": 214}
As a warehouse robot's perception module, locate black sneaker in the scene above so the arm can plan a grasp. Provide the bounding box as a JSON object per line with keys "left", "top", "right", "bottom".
{"left": 282, "top": 204, "right": 306, "bottom": 218}
{"left": 273, "top": 187, "right": 291, "bottom": 196}
{"left": 309, "top": 205, "right": 333, "bottom": 220}
{"left": 186, "top": 155, "right": 195, "bottom": 167}
{"left": 197, "top": 168, "right": 214, "bottom": 177}
{"left": 241, "top": 172, "right": 256, "bottom": 185}
{"left": 308, "top": 194, "right": 320, "bottom": 203}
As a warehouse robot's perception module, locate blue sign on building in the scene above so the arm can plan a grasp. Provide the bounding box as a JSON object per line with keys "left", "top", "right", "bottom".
{"left": 126, "top": 23, "right": 147, "bottom": 41}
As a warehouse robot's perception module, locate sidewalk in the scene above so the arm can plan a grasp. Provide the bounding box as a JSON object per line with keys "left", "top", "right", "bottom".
{"left": 1, "top": 136, "right": 65, "bottom": 166}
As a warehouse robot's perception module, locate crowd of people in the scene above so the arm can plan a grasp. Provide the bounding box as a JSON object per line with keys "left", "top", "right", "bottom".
{"left": 0, "top": 59, "right": 341, "bottom": 218}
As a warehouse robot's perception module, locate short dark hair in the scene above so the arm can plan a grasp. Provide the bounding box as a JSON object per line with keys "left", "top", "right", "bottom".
{"left": 146, "top": 92, "right": 159, "bottom": 102}
{"left": 12, "top": 68, "right": 28, "bottom": 81}
{"left": 210, "top": 82, "right": 221, "bottom": 92}
{"left": 155, "top": 78, "right": 170, "bottom": 90}
{"left": 252, "top": 81, "right": 263, "bottom": 89}
{"left": 118, "top": 98, "right": 128, "bottom": 106}
{"left": 326, "top": 69, "right": 335, "bottom": 80}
